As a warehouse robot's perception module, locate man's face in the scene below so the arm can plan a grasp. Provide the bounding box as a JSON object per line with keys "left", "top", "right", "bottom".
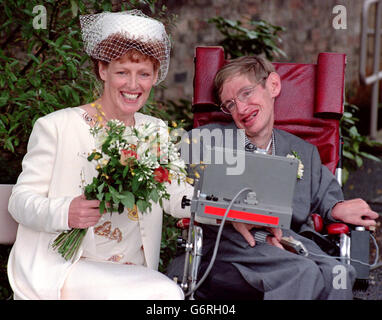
{"left": 219, "top": 73, "right": 281, "bottom": 140}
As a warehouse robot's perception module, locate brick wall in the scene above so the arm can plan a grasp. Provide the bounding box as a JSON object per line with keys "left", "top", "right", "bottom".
{"left": 157, "top": 0, "right": 371, "bottom": 103}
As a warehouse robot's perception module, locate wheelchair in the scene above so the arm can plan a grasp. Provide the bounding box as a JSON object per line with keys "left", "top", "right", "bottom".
{"left": 167, "top": 46, "right": 378, "bottom": 299}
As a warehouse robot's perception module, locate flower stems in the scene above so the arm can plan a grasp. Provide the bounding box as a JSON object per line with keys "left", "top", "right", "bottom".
{"left": 52, "top": 228, "right": 87, "bottom": 261}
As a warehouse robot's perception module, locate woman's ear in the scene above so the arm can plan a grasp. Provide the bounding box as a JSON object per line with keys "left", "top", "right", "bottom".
{"left": 153, "top": 68, "right": 159, "bottom": 85}
{"left": 98, "top": 61, "right": 108, "bottom": 81}
{"left": 266, "top": 72, "right": 281, "bottom": 98}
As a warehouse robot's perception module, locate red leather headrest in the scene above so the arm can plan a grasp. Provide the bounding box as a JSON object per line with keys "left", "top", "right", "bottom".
{"left": 192, "top": 47, "right": 346, "bottom": 174}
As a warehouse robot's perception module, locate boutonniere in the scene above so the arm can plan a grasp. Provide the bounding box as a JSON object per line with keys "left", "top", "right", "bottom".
{"left": 286, "top": 150, "right": 304, "bottom": 179}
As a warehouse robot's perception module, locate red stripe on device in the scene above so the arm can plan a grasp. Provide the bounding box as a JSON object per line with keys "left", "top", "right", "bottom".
{"left": 204, "top": 205, "right": 279, "bottom": 226}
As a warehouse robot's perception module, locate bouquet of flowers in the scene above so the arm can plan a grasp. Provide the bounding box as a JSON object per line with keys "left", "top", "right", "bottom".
{"left": 52, "top": 119, "right": 187, "bottom": 261}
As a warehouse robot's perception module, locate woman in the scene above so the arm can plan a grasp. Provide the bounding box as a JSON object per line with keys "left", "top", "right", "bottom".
{"left": 7, "top": 10, "right": 193, "bottom": 300}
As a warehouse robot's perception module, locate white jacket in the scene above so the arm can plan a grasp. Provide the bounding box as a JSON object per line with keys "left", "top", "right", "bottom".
{"left": 7, "top": 107, "right": 194, "bottom": 299}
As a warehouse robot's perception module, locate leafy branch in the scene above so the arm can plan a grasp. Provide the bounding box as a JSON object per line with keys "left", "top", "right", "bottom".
{"left": 208, "top": 16, "right": 286, "bottom": 60}
{"left": 341, "top": 102, "right": 382, "bottom": 183}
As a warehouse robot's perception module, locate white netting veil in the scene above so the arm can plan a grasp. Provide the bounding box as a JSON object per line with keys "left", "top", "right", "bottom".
{"left": 80, "top": 10, "right": 171, "bottom": 85}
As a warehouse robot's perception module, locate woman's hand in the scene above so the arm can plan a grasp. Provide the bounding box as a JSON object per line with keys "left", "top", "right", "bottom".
{"left": 231, "top": 221, "right": 284, "bottom": 249}
{"left": 68, "top": 195, "right": 102, "bottom": 229}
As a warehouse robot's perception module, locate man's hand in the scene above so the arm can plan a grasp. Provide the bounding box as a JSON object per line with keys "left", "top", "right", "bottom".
{"left": 331, "top": 198, "right": 379, "bottom": 229}
{"left": 231, "top": 221, "right": 284, "bottom": 249}
{"left": 68, "top": 195, "right": 102, "bottom": 229}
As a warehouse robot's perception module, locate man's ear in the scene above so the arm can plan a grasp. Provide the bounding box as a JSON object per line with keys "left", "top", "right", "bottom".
{"left": 266, "top": 72, "right": 281, "bottom": 98}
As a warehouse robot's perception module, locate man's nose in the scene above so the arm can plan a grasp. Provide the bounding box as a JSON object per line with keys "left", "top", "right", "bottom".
{"left": 235, "top": 99, "right": 248, "bottom": 114}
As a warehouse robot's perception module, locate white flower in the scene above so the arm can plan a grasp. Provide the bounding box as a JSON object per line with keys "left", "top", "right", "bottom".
{"left": 286, "top": 151, "right": 304, "bottom": 179}
{"left": 122, "top": 126, "right": 138, "bottom": 145}
{"left": 94, "top": 130, "right": 108, "bottom": 149}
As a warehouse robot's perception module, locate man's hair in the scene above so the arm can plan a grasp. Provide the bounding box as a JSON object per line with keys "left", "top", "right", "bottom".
{"left": 214, "top": 56, "right": 276, "bottom": 98}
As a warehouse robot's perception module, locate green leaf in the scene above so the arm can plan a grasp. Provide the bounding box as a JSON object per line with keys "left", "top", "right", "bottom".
{"left": 342, "top": 167, "right": 349, "bottom": 185}
{"left": 120, "top": 191, "right": 135, "bottom": 210}
{"left": 359, "top": 152, "right": 382, "bottom": 162}
{"left": 355, "top": 155, "right": 363, "bottom": 168}
{"left": 108, "top": 185, "right": 119, "bottom": 203}
{"left": 132, "top": 176, "right": 140, "bottom": 193}
{"left": 349, "top": 126, "right": 359, "bottom": 138}
{"left": 149, "top": 189, "right": 159, "bottom": 203}
{"left": 122, "top": 165, "right": 129, "bottom": 178}
{"left": 99, "top": 200, "right": 106, "bottom": 214}
{"left": 137, "top": 199, "right": 149, "bottom": 213}
{"left": 27, "top": 53, "right": 40, "bottom": 65}
{"left": 342, "top": 150, "right": 355, "bottom": 160}
{"left": 97, "top": 182, "right": 105, "bottom": 194}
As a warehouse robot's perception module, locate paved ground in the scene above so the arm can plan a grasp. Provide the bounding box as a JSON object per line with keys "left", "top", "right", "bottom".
{"left": 343, "top": 157, "right": 382, "bottom": 300}
{"left": 1, "top": 156, "right": 381, "bottom": 300}
{"left": 353, "top": 265, "right": 382, "bottom": 300}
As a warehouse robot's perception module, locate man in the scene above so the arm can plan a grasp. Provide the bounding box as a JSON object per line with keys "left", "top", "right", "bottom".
{"left": 182, "top": 56, "right": 378, "bottom": 300}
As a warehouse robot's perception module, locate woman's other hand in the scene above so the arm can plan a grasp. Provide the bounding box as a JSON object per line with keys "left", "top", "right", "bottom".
{"left": 68, "top": 195, "right": 102, "bottom": 229}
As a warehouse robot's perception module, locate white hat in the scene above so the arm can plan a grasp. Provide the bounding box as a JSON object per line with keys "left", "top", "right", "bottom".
{"left": 80, "top": 10, "right": 171, "bottom": 85}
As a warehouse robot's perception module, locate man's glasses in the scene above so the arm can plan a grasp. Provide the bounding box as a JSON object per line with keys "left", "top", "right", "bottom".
{"left": 220, "top": 82, "right": 263, "bottom": 115}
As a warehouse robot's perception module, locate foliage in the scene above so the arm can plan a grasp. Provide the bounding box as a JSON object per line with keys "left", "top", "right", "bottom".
{"left": 0, "top": 245, "right": 12, "bottom": 300}
{"left": 208, "top": 15, "right": 381, "bottom": 186}
{"left": 144, "top": 94, "right": 194, "bottom": 132}
{"left": 53, "top": 107, "right": 187, "bottom": 261}
{"left": 1, "top": 0, "right": 92, "bottom": 157}
{"left": 208, "top": 16, "right": 286, "bottom": 60}
{"left": 159, "top": 214, "right": 180, "bottom": 273}
{"left": 86, "top": 119, "right": 186, "bottom": 213}
{"left": 341, "top": 102, "right": 382, "bottom": 184}
{"left": 0, "top": 0, "right": 182, "bottom": 294}
{"left": 0, "top": 0, "right": 178, "bottom": 159}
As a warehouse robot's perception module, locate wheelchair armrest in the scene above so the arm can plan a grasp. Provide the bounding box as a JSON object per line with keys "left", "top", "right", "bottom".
{"left": 310, "top": 213, "right": 349, "bottom": 235}
{"left": 326, "top": 223, "right": 350, "bottom": 235}
{"left": 311, "top": 213, "right": 324, "bottom": 232}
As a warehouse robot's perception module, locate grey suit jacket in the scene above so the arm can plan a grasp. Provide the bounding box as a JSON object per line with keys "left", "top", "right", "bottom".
{"left": 182, "top": 122, "right": 343, "bottom": 233}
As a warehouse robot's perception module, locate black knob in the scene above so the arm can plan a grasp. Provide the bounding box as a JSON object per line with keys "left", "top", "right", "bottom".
{"left": 177, "top": 237, "right": 187, "bottom": 247}
{"left": 181, "top": 195, "right": 191, "bottom": 208}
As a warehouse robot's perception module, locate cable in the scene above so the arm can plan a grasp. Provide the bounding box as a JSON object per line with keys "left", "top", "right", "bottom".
{"left": 184, "top": 190, "right": 381, "bottom": 297}
{"left": 307, "top": 233, "right": 380, "bottom": 268}
{"left": 371, "top": 261, "right": 382, "bottom": 271}
{"left": 184, "top": 187, "right": 252, "bottom": 297}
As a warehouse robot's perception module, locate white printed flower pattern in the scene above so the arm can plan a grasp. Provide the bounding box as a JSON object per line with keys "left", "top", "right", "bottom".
{"left": 286, "top": 151, "right": 304, "bottom": 179}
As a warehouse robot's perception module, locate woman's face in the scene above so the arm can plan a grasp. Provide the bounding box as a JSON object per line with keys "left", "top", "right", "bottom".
{"left": 98, "top": 54, "right": 158, "bottom": 120}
